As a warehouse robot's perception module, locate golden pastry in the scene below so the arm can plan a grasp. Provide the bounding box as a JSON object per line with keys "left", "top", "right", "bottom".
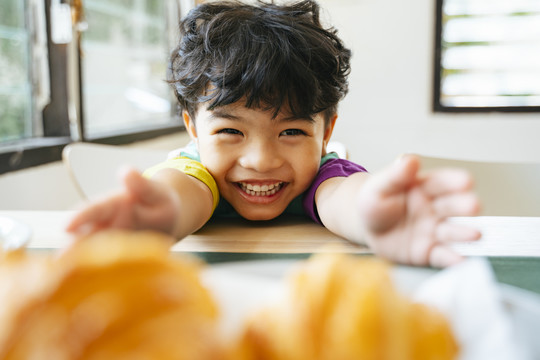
{"left": 238, "top": 253, "right": 459, "bottom": 360}
{"left": 0, "top": 230, "right": 230, "bottom": 360}
{"left": 0, "top": 233, "right": 458, "bottom": 360}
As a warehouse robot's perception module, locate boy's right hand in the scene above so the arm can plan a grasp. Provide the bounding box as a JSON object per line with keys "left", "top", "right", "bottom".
{"left": 66, "top": 168, "right": 181, "bottom": 237}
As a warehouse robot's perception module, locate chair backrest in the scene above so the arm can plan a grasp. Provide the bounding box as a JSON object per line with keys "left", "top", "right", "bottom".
{"left": 418, "top": 155, "right": 540, "bottom": 216}
{"left": 63, "top": 143, "right": 168, "bottom": 200}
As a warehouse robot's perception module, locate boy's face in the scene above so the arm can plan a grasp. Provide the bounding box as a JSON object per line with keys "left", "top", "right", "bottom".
{"left": 184, "top": 102, "right": 336, "bottom": 220}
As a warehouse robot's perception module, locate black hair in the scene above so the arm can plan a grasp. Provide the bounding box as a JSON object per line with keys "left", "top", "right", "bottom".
{"left": 168, "top": 0, "right": 351, "bottom": 122}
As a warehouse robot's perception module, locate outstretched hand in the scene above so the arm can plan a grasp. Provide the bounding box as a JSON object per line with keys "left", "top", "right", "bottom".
{"left": 357, "top": 155, "right": 481, "bottom": 268}
{"left": 66, "top": 168, "right": 181, "bottom": 236}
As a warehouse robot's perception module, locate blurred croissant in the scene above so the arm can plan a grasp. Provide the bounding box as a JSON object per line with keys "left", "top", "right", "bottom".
{"left": 0, "top": 230, "right": 230, "bottom": 360}
{"left": 0, "top": 232, "right": 458, "bottom": 360}
{"left": 238, "top": 253, "right": 459, "bottom": 360}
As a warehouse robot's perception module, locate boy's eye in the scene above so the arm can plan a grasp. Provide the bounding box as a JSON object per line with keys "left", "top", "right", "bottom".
{"left": 280, "top": 129, "right": 306, "bottom": 136}
{"left": 217, "top": 128, "right": 243, "bottom": 136}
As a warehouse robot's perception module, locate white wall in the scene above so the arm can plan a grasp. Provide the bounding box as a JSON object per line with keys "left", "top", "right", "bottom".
{"left": 2, "top": 0, "right": 540, "bottom": 210}
{"left": 320, "top": 0, "right": 540, "bottom": 172}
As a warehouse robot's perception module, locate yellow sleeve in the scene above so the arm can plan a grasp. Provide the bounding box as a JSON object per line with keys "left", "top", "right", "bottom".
{"left": 143, "top": 157, "right": 219, "bottom": 212}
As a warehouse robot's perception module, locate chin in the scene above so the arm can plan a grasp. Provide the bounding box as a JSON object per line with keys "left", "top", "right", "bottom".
{"left": 237, "top": 208, "right": 284, "bottom": 221}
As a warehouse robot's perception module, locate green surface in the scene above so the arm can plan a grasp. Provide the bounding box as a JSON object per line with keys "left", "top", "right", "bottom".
{"left": 488, "top": 257, "right": 540, "bottom": 295}
{"left": 187, "top": 252, "right": 540, "bottom": 295}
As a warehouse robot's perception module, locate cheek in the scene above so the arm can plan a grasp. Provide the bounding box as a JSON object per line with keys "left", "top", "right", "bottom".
{"left": 197, "top": 141, "right": 233, "bottom": 179}
{"left": 291, "top": 147, "right": 323, "bottom": 183}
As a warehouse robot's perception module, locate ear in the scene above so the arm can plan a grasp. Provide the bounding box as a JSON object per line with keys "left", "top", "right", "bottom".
{"left": 322, "top": 113, "right": 337, "bottom": 156}
{"left": 183, "top": 111, "right": 198, "bottom": 142}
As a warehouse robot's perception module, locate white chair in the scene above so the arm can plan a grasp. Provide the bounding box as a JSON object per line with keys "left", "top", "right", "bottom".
{"left": 418, "top": 155, "right": 540, "bottom": 216}
{"left": 62, "top": 143, "right": 168, "bottom": 200}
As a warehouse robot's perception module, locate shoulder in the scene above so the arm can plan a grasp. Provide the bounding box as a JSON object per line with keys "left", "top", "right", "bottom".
{"left": 302, "top": 157, "right": 368, "bottom": 224}
{"left": 317, "top": 157, "right": 368, "bottom": 182}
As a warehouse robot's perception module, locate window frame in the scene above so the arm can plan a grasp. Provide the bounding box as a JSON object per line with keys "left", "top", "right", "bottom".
{"left": 0, "top": 0, "right": 185, "bottom": 175}
{"left": 433, "top": 0, "right": 540, "bottom": 113}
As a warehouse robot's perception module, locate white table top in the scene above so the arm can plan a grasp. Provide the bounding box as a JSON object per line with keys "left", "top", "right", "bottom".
{"left": 1, "top": 210, "right": 539, "bottom": 257}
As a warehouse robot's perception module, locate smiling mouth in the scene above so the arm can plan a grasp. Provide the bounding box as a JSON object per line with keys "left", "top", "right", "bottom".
{"left": 237, "top": 181, "right": 284, "bottom": 197}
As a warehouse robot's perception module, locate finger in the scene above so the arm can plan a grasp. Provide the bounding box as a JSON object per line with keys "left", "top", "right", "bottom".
{"left": 66, "top": 208, "right": 107, "bottom": 234}
{"left": 65, "top": 216, "right": 93, "bottom": 234}
{"left": 66, "top": 214, "right": 102, "bottom": 235}
{"left": 428, "top": 244, "right": 464, "bottom": 268}
{"left": 370, "top": 154, "right": 420, "bottom": 197}
{"left": 65, "top": 197, "right": 122, "bottom": 233}
{"left": 65, "top": 206, "right": 96, "bottom": 232}
{"left": 121, "top": 168, "right": 163, "bottom": 205}
{"left": 435, "top": 222, "right": 482, "bottom": 243}
{"left": 421, "top": 168, "right": 474, "bottom": 197}
{"left": 67, "top": 221, "right": 107, "bottom": 237}
{"left": 433, "top": 192, "right": 481, "bottom": 217}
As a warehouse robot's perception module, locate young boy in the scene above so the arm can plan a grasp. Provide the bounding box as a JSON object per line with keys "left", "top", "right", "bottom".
{"left": 67, "top": 0, "right": 481, "bottom": 268}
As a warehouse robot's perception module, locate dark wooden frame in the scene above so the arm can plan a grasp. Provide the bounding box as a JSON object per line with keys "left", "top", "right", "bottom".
{"left": 0, "top": 0, "right": 183, "bottom": 175}
{"left": 433, "top": 0, "right": 540, "bottom": 113}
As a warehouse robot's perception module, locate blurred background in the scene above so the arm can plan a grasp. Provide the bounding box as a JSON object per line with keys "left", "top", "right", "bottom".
{"left": 1, "top": 0, "right": 540, "bottom": 210}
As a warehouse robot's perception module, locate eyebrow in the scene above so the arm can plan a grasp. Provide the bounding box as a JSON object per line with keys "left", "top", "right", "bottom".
{"left": 209, "top": 108, "right": 315, "bottom": 124}
{"left": 208, "top": 109, "right": 243, "bottom": 121}
{"left": 281, "top": 115, "right": 315, "bottom": 123}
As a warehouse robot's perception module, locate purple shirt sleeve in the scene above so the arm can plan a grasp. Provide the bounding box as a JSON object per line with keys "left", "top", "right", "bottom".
{"left": 302, "top": 158, "right": 368, "bottom": 225}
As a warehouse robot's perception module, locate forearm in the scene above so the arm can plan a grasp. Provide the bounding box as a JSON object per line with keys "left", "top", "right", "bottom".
{"left": 151, "top": 168, "right": 214, "bottom": 240}
{"left": 314, "top": 155, "right": 482, "bottom": 267}
{"left": 314, "top": 172, "right": 371, "bottom": 244}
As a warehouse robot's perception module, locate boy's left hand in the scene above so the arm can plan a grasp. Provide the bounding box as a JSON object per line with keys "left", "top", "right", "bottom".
{"left": 357, "top": 155, "right": 481, "bottom": 268}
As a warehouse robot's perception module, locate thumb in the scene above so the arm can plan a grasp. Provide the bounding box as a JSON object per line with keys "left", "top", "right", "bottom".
{"left": 120, "top": 167, "right": 162, "bottom": 204}
{"left": 358, "top": 155, "right": 420, "bottom": 234}
{"left": 373, "top": 154, "right": 420, "bottom": 197}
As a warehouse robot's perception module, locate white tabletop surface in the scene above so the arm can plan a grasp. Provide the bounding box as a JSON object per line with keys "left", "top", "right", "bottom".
{"left": 1, "top": 210, "right": 539, "bottom": 256}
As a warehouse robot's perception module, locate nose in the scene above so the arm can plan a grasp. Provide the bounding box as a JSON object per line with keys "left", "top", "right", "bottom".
{"left": 238, "top": 139, "right": 284, "bottom": 173}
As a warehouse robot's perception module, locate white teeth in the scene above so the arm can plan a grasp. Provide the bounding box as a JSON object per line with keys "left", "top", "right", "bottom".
{"left": 239, "top": 182, "right": 283, "bottom": 197}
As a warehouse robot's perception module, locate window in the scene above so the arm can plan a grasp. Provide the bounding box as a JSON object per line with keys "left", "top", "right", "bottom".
{"left": 0, "top": 0, "right": 185, "bottom": 174}
{"left": 0, "top": 0, "right": 35, "bottom": 143}
{"left": 434, "top": 0, "right": 540, "bottom": 112}
{"left": 81, "top": 0, "right": 179, "bottom": 139}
